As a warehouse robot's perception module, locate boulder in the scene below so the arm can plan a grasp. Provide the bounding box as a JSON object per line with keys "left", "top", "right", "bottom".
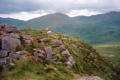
{"left": 0, "top": 34, "right": 21, "bottom": 51}
{"left": 20, "top": 35, "right": 32, "bottom": 44}
{"left": 43, "top": 47, "right": 54, "bottom": 59}
{"left": 57, "top": 45, "right": 66, "bottom": 50}
{"left": 21, "top": 35, "right": 31, "bottom": 40}
{"left": 16, "top": 50, "right": 27, "bottom": 55}
{"left": 66, "top": 56, "right": 76, "bottom": 69}
{"left": 0, "top": 24, "right": 20, "bottom": 33}
{"left": 51, "top": 39, "right": 62, "bottom": 45}
{"left": 61, "top": 50, "right": 71, "bottom": 57}
{"left": 0, "top": 57, "right": 9, "bottom": 67}
{"left": 0, "top": 50, "right": 9, "bottom": 58}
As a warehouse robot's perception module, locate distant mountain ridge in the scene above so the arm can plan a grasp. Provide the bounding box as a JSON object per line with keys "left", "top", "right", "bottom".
{"left": 21, "top": 11, "right": 120, "bottom": 44}
{"left": 1, "top": 11, "right": 120, "bottom": 44}
{"left": 0, "top": 17, "right": 25, "bottom": 27}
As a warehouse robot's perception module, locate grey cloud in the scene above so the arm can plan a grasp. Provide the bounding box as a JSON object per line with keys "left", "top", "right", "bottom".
{"left": 0, "top": 0, "right": 120, "bottom": 14}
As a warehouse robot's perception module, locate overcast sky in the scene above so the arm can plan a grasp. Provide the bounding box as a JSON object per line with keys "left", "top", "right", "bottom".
{"left": 0, "top": 0, "right": 120, "bottom": 20}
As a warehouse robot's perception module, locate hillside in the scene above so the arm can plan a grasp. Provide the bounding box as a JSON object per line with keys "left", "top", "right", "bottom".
{"left": 0, "top": 17, "right": 25, "bottom": 27}
{"left": 0, "top": 24, "right": 119, "bottom": 80}
{"left": 21, "top": 11, "right": 120, "bottom": 44}
{"left": 94, "top": 42, "right": 120, "bottom": 67}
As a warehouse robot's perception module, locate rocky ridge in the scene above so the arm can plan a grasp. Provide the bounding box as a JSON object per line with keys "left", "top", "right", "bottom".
{"left": 0, "top": 24, "right": 119, "bottom": 80}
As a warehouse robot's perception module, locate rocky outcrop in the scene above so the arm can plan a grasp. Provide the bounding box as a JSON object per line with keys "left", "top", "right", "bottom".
{"left": 0, "top": 24, "right": 21, "bottom": 66}
{"left": 0, "top": 33, "right": 21, "bottom": 51}
{"left": 0, "top": 24, "right": 20, "bottom": 33}
{"left": 20, "top": 34, "right": 32, "bottom": 44}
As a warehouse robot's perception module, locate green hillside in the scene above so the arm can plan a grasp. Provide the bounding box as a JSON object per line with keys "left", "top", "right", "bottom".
{"left": 0, "top": 25, "right": 119, "bottom": 80}
{"left": 21, "top": 11, "right": 120, "bottom": 44}
{"left": 94, "top": 42, "right": 120, "bottom": 67}
{"left": 0, "top": 17, "right": 25, "bottom": 27}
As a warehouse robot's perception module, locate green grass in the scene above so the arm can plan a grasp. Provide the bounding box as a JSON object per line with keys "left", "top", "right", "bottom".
{"left": 93, "top": 42, "right": 120, "bottom": 66}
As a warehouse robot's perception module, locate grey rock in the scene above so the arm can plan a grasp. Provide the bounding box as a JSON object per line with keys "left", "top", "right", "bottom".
{"left": 0, "top": 57, "right": 9, "bottom": 67}
{"left": 20, "top": 35, "right": 32, "bottom": 44}
{"left": 21, "top": 35, "right": 31, "bottom": 40}
{"left": 0, "top": 34, "right": 21, "bottom": 51}
{"left": 0, "top": 24, "right": 20, "bottom": 33}
{"left": 51, "top": 39, "right": 62, "bottom": 45}
{"left": 57, "top": 45, "right": 66, "bottom": 50}
{"left": 37, "top": 35, "right": 46, "bottom": 40}
{"left": 73, "top": 76, "right": 104, "bottom": 80}
{"left": 66, "top": 56, "right": 76, "bottom": 69}
{"left": 24, "top": 40, "right": 32, "bottom": 44}
{"left": 61, "top": 50, "right": 71, "bottom": 57}
{"left": 44, "top": 47, "right": 54, "bottom": 59}
{"left": 0, "top": 50, "right": 9, "bottom": 58}
{"left": 16, "top": 50, "right": 27, "bottom": 55}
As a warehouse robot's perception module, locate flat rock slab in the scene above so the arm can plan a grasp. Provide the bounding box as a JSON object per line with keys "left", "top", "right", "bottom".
{"left": 73, "top": 76, "right": 104, "bottom": 80}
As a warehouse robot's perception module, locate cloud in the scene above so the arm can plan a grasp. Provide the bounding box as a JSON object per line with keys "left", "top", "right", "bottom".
{"left": 0, "top": 10, "right": 54, "bottom": 21}
{"left": 0, "top": 0, "right": 120, "bottom": 14}
{"left": 67, "top": 9, "right": 102, "bottom": 17}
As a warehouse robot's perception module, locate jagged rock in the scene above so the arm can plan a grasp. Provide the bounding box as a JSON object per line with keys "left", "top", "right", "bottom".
{"left": 20, "top": 35, "right": 32, "bottom": 44}
{"left": 61, "top": 50, "right": 71, "bottom": 57}
{"left": 66, "top": 56, "right": 76, "bottom": 69}
{"left": 0, "top": 50, "right": 9, "bottom": 58}
{"left": 51, "top": 39, "right": 62, "bottom": 45}
{"left": 57, "top": 45, "right": 66, "bottom": 50}
{"left": 0, "top": 24, "right": 20, "bottom": 33}
{"left": 16, "top": 50, "right": 27, "bottom": 55}
{"left": 9, "top": 53, "right": 20, "bottom": 65}
{"left": 0, "top": 34, "right": 21, "bottom": 51}
{"left": 0, "top": 57, "right": 9, "bottom": 67}
{"left": 37, "top": 35, "right": 46, "bottom": 40}
{"left": 21, "top": 35, "right": 31, "bottom": 40}
{"left": 71, "top": 44, "right": 77, "bottom": 48}
{"left": 47, "top": 31, "right": 52, "bottom": 34}
{"left": 73, "top": 76, "right": 103, "bottom": 80}
{"left": 9, "top": 33, "right": 20, "bottom": 39}
{"left": 43, "top": 47, "right": 54, "bottom": 59}
{"left": 33, "top": 49, "right": 46, "bottom": 61}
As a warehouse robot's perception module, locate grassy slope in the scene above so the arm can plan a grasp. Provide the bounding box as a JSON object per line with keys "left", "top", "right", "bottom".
{"left": 0, "top": 29, "right": 119, "bottom": 80}
{"left": 93, "top": 42, "right": 120, "bottom": 66}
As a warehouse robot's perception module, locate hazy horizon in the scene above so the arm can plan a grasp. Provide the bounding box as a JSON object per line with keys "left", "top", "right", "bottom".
{"left": 0, "top": 0, "right": 120, "bottom": 20}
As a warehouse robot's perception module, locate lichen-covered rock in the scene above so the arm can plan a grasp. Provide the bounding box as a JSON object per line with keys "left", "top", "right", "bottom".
{"left": 0, "top": 50, "right": 9, "bottom": 58}
{"left": 61, "top": 50, "right": 71, "bottom": 57}
{"left": 0, "top": 34, "right": 21, "bottom": 51}
{"left": 0, "top": 24, "right": 20, "bottom": 33}
{"left": 0, "top": 57, "right": 9, "bottom": 67}
{"left": 20, "top": 34, "right": 32, "bottom": 44}
{"left": 51, "top": 39, "right": 62, "bottom": 45}
{"left": 43, "top": 46, "right": 54, "bottom": 59}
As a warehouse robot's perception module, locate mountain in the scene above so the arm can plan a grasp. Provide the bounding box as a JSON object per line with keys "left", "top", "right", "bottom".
{"left": 21, "top": 11, "right": 120, "bottom": 44}
{"left": 0, "top": 17, "right": 25, "bottom": 27}
{"left": 0, "top": 24, "right": 119, "bottom": 80}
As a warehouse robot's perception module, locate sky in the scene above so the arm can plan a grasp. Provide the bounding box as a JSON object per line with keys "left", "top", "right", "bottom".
{"left": 0, "top": 0, "right": 120, "bottom": 20}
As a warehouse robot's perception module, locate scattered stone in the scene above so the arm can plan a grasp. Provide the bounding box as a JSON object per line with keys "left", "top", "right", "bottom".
{"left": 73, "top": 76, "right": 104, "bottom": 80}
{"left": 47, "top": 31, "right": 52, "bottom": 34}
{"left": 20, "top": 34, "right": 32, "bottom": 44}
{"left": 43, "top": 47, "right": 54, "bottom": 59}
{"left": 51, "top": 39, "right": 62, "bottom": 45}
{"left": 56, "top": 45, "right": 66, "bottom": 50}
{"left": 0, "top": 57, "right": 9, "bottom": 67}
{"left": 61, "top": 50, "right": 71, "bottom": 57}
